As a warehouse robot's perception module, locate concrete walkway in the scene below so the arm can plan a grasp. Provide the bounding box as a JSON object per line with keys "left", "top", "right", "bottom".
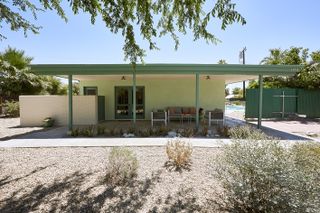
{"left": 0, "top": 138, "right": 232, "bottom": 148}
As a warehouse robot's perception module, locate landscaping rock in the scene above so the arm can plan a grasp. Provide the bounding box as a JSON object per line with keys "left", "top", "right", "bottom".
{"left": 123, "top": 133, "right": 135, "bottom": 138}
{"left": 167, "top": 131, "right": 177, "bottom": 138}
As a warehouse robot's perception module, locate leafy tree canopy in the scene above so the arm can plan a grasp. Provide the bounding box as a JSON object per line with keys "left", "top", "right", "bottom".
{"left": 0, "top": 0, "right": 246, "bottom": 63}
{"left": 218, "top": 59, "right": 227, "bottom": 64}
{"left": 249, "top": 47, "right": 320, "bottom": 90}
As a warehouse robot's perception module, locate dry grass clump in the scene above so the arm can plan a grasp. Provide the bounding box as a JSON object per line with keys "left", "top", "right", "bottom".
{"left": 217, "top": 125, "right": 230, "bottom": 138}
{"left": 213, "top": 140, "right": 320, "bottom": 212}
{"left": 165, "top": 138, "right": 193, "bottom": 171}
{"left": 105, "top": 147, "right": 139, "bottom": 186}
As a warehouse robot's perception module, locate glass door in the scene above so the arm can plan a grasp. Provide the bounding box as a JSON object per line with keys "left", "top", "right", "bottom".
{"left": 115, "top": 86, "right": 145, "bottom": 119}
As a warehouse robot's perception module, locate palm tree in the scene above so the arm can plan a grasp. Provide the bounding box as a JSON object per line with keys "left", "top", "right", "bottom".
{"left": 260, "top": 48, "right": 284, "bottom": 65}
{"left": 0, "top": 47, "right": 44, "bottom": 100}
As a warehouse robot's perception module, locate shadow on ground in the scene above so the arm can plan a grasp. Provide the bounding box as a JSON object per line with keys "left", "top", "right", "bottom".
{"left": 0, "top": 169, "right": 212, "bottom": 213}
{"left": 0, "top": 165, "right": 54, "bottom": 188}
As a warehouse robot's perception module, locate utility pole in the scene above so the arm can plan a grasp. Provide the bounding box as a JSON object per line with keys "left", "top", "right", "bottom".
{"left": 239, "top": 47, "right": 247, "bottom": 100}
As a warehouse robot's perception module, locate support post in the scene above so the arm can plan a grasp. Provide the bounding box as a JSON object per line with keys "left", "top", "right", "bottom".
{"left": 68, "top": 75, "right": 73, "bottom": 132}
{"left": 258, "top": 74, "right": 263, "bottom": 129}
{"left": 195, "top": 73, "right": 200, "bottom": 129}
{"left": 132, "top": 71, "right": 136, "bottom": 124}
{"left": 243, "top": 81, "right": 246, "bottom": 100}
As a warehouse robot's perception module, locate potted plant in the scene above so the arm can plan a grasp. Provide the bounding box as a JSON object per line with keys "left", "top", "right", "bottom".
{"left": 43, "top": 117, "right": 55, "bottom": 127}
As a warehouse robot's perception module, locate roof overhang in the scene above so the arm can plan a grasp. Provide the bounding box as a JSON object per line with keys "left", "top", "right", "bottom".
{"left": 30, "top": 64, "right": 303, "bottom": 76}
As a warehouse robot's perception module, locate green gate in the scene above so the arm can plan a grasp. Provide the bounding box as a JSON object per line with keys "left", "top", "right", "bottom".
{"left": 245, "top": 88, "right": 297, "bottom": 118}
{"left": 245, "top": 88, "right": 320, "bottom": 118}
{"left": 297, "top": 90, "right": 320, "bottom": 118}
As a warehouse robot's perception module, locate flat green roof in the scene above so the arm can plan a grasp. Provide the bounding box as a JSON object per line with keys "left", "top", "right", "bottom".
{"left": 30, "top": 64, "right": 302, "bottom": 75}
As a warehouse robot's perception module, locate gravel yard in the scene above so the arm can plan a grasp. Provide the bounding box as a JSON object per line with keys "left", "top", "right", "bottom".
{"left": 0, "top": 147, "right": 222, "bottom": 213}
{"left": 0, "top": 118, "right": 43, "bottom": 140}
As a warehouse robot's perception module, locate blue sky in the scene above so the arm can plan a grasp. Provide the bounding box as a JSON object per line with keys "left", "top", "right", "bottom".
{"left": 1, "top": 0, "right": 320, "bottom": 88}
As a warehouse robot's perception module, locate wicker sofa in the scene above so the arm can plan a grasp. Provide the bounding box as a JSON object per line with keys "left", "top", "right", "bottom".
{"left": 167, "top": 107, "right": 196, "bottom": 123}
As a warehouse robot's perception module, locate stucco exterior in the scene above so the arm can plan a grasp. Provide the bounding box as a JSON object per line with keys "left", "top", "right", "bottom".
{"left": 20, "top": 95, "right": 98, "bottom": 126}
{"left": 79, "top": 76, "right": 225, "bottom": 120}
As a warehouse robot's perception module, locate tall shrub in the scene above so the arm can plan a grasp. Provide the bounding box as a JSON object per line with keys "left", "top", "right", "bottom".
{"left": 213, "top": 140, "right": 320, "bottom": 212}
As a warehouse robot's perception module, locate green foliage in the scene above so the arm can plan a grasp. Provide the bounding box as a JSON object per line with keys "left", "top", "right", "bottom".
{"left": 0, "top": 47, "right": 44, "bottom": 100}
{"left": 2, "top": 100, "right": 19, "bottom": 117}
{"left": 261, "top": 47, "right": 309, "bottom": 65}
{"left": 311, "top": 51, "right": 320, "bottom": 62}
{"left": 213, "top": 140, "right": 320, "bottom": 212}
{"left": 105, "top": 147, "right": 139, "bottom": 186}
{"left": 43, "top": 117, "right": 55, "bottom": 127}
{"left": 0, "top": 1, "right": 245, "bottom": 63}
{"left": 0, "top": 46, "right": 81, "bottom": 99}
{"left": 70, "top": 126, "right": 96, "bottom": 137}
{"left": 229, "top": 125, "right": 270, "bottom": 140}
{"left": 258, "top": 47, "right": 320, "bottom": 89}
{"left": 44, "top": 76, "right": 67, "bottom": 95}
{"left": 166, "top": 138, "right": 193, "bottom": 171}
{"left": 218, "top": 59, "right": 227, "bottom": 64}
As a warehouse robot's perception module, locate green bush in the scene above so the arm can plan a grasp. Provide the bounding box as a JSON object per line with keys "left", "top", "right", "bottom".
{"left": 70, "top": 126, "right": 96, "bottom": 137}
{"left": 3, "top": 100, "right": 19, "bottom": 117}
{"left": 105, "top": 147, "right": 139, "bottom": 186}
{"left": 213, "top": 140, "right": 320, "bottom": 212}
{"left": 43, "top": 117, "right": 54, "bottom": 127}
{"left": 229, "top": 125, "right": 270, "bottom": 140}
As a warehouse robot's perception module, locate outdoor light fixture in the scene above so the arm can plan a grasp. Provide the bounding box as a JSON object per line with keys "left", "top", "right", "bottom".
{"left": 205, "top": 75, "right": 211, "bottom": 80}
{"left": 121, "top": 76, "right": 126, "bottom": 80}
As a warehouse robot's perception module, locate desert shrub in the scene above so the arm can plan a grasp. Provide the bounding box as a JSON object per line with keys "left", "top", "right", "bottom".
{"left": 229, "top": 125, "right": 270, "bottom": 140}
{"left": 213, "top": 140, "right": 320, "bottom": 212}
{"left": 105, "top": 147, "right": 139, "bottom": 186}
{"left": 97, "top": 125, "right": 105, "bottom": 135}
{"left": 137, "top": 129, "right": 151, "bottom": 137}
{"left": 127, "top": 126, "right": 136, "bottom": 134}
{"left": 166, "top": 138, "right": 193, "bottom": 170}
{"left": 70, "top": 128, "right": 80, "bottom": 137}
{"left": 217, "top": 125, "right": 230, "bottom": 137}
{"left": 3, "top": 100, "right": 19, "bottom": 117}
{"left": 157, "top": 126, "right": 170, "bottom": 136}
{"left": 82, "top": 126, "right": 96, "bottom": 137}
{"left": 179, "top": 128, "right": 196, "bottom": 138}
{"left": 201, "top": 126, "right": 208, "bottom": 137}
{"left": 292, "top": 142, "right": 320, "bottom": 176}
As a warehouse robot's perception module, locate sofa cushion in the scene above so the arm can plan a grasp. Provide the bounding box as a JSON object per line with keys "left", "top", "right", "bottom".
{"left": 182, "top": 107, "right": 190, "bottom": 114}
{"left": 189, "top": 107, "right": 196, "bottom": 114}
{"left": 168, "top": 107, "right": 181, "bottom": 114}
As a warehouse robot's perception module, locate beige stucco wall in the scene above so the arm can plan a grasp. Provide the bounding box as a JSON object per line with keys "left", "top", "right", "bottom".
{"left": 19, "top": 95, "right": 98, "bottom": 126}
{"left": 79, "top": 77, "right": 225, "bottom": 120}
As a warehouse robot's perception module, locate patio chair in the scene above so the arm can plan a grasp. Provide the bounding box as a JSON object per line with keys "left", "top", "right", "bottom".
{"left": 151, "top": 110, "right": 167, "bottom": 127}
{"left": 207, "top": 109, "right": 224, "bottom": 126}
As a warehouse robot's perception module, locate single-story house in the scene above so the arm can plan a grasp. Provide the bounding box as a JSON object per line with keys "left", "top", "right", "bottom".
{"left": 20, "top": 64, "right": 302, "bottom": 131}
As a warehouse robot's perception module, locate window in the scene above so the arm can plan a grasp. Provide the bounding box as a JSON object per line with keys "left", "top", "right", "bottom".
{"left": 84, "top": 87, "right": 98, "bottom": 95}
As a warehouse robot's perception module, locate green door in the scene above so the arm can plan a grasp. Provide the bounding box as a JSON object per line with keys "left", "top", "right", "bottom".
{"left": 115, "top": 86, "right": 145, "bottom": 120}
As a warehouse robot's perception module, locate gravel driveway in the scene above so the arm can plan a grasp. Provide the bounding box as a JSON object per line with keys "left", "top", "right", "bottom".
{"left": 0, "top": 147, "right": 222, "bottom": 213}
{"left": 0, "top": 118, "right": 43, "bottom": 140}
